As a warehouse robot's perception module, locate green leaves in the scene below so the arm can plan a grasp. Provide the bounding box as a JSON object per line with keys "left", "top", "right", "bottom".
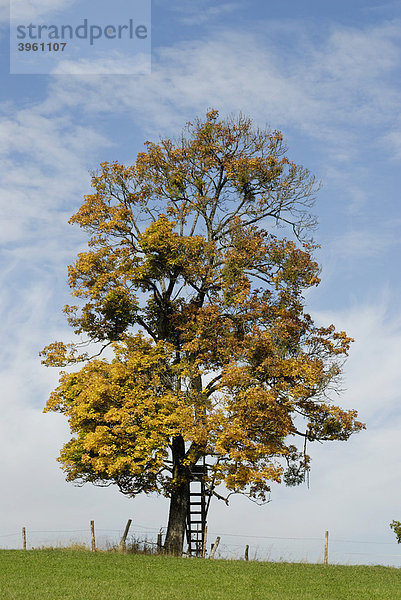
{"left": 391, "top": 520, "right": 401, "bottom": 544}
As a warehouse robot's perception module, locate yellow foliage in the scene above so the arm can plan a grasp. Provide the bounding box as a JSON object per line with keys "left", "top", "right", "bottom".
{"left": 41, "top": 110, "right": 364, "bottom": 503}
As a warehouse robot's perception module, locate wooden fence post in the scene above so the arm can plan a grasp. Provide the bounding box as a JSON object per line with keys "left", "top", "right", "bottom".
{"left": 324, "top": 531, "right": 329, "bottom": 565}
{"left": 90, "top": 520, "right": 96, "bottom": 552}
{"left": 202, "top": 526, "right": 208, "bottom": 558}
{"left": 119, "top": 519, "right": 132, "bottom": 552}
{"left": 22, "top": 527, "right": 26, "bottom": 550}
{"left": 245, "top": 544, "right": 249, "bottom": 561}
{"left": 157, "top": 531, "right": 163, "bottom": 553}
{"left": 210, "top": 536, "right": 220, "bottom": 559}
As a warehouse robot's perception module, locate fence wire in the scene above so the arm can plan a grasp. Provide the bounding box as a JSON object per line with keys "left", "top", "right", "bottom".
{"left": 1, "top": 525, "right": 400, "bottom": 567}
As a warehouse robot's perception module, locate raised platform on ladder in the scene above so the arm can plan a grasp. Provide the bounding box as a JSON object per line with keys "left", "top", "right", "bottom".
{"left": 186, "top": 460, "right": 209, "bottom": 557}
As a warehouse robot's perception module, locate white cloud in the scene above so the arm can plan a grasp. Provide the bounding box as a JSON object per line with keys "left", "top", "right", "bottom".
{"left": 42, "top": 32, "right": 316, "bottom": 134}
{"left": 382, "top": 127, "right": 401, "bottom": 160}
{"left": 8, "top": 0, "right": 80, "bottom": 23}
{"left": 168, "top": 0, "right": 242, "bottom": 26}
{"left": 313, "top": 301, "right": 401, "bottom": 421}
{"left": 52, "top": 51, "right": 150, "bottom": 76}
{"left": 36, "top": 20, "right": 401, "bottom": 164}
{"left": 0, "top": 105, "right": 110, "bottom": 244}
{"left": 331, "top": 229, "right": 400, "bottom": 259}
{"left": 314, "top": 23, "right": 399, "bottom": 82}
{"left": 363, "top": 1, "right": 401, "bottom": 15}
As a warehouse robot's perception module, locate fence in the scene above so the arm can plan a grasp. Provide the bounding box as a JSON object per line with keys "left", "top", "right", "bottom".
{"left": 1, "top": 523, "right": 400, "bottom": 567}
{"left": 0, "top": 522, "right": 162, "bottom": 554}
{"left": 206, "top": 531, "right": 401, "bottom": 566}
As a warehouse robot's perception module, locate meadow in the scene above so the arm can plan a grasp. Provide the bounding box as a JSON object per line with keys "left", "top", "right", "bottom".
{"left": 1, "top": 550, "right": 401, "bottom": 600}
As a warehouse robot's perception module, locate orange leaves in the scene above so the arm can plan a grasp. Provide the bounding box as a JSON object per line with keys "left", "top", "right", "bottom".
{"left": 42, "top": 110, "right": 364, "bottom": 503}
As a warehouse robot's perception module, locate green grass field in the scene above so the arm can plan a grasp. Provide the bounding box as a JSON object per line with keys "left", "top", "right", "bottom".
{"left": 1, "top": 550, "right": 401, "bottom": 600}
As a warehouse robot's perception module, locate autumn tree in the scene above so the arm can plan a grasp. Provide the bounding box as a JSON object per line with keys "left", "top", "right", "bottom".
{"left": 41, "top": 110, "right": 364, "bottom": 555}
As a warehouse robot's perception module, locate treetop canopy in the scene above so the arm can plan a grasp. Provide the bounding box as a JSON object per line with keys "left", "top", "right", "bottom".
{"left": 41, "top": 110, "right": 364, "bottom": 509}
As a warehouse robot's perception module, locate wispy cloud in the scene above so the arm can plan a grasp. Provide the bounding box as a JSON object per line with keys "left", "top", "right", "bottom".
{"left": 52, "top": 52, "right": 150, "bottom": 76}
{"left": 0, "top": 105, "right": 110, "bottom": 244}
{"left": 315, "top": 301, "right": 401, "bottom": 419}
{"left": 331, "top": 229, "right": 401, "bottom": 259}
{"left": 37, "top": 20, "right": 401, "bottom": 163}
{"left": 8, "top": 0, "right": 80, "bottom": 23}
{"left": 382, "top": 127, "right": 401, "bottom": 160}
{"left": 168, "top": 0, "right": 242, "bottom": 26}
{"left": 362, "top": 1, "right": 401, "bottom": 15}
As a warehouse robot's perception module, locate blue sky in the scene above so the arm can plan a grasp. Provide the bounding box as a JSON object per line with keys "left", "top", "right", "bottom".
{"left": 1, "top": 0, "right": 401, "bottom": 564}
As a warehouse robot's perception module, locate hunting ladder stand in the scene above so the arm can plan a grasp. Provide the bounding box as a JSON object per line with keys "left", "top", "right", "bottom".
{"left": 186, "top": 456, "right": 212, "bottom": 556}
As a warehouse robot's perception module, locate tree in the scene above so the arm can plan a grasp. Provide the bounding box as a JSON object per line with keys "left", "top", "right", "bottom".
{"left": 41, "top": 110, "right": 364, "bottom": 555}
{"left": 390, "top": 520, "right": 401, "bottom": 543}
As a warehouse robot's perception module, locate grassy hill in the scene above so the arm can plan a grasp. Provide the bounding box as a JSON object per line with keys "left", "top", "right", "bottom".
{"left": 1, "top": 550, "right": 401, "bottom": 599}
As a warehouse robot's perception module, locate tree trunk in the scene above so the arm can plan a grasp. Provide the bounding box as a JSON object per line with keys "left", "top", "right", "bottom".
{"left": 164, "top": 435, "right": 190, "bottom": 556}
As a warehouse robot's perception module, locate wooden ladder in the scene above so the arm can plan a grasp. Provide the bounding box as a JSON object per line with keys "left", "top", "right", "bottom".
{"left": 186, "top": 459, "right": 209, "bottom": 557}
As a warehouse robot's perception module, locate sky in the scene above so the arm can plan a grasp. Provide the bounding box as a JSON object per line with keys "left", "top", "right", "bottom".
{"left": 1, "top": 0, "right": 401, "bottom": 565}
